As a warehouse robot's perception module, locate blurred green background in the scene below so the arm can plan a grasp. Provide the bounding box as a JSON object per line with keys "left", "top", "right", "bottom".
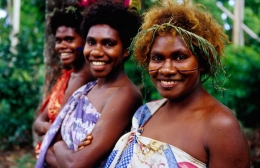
{"left": 0, "top": 0, "right": 259, "bottom": 167}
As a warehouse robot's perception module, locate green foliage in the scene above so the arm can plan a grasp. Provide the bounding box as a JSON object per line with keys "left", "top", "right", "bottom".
{"left": 125, "top": 58, "right": 162, "bottom": 103}
{"left": 0, "top": 0, "right": 45, "bottom": 150}
{"left": 0, "top": 1, "right": 7, "bottom": 9}
{"left": 16, "top": 153, "right": 36, "bottom": 168}
{"left": 204, "top": 45, "right": 260, "bottom": 128}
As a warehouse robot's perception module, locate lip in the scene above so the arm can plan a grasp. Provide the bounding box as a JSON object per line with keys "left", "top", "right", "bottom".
{"left": 90, "top": 61, "right": 107, "bottom": 71}
{"left": 158, "top": 79, "right": 182, "bottom": 88}
{"left": 60, "top": 52, "right": 73, "bottom": 60}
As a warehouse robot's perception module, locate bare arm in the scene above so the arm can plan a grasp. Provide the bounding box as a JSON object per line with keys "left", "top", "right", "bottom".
{"left": 53, "top": 86, "right": 142, "bottom": 168}
{"left": 206, "top": 111, "right": 250, "bottom": 168}
{"left": 33, "top": 105, "right": 51, "bottom": 136}
{"left": 45, "top": 146, "right": 58, "bottom": 168}
{"left": 33, "top": 76, "right": 88, "bottom": 136}
{"left": 45, "top": 129, "right": 63, "bottom": 167}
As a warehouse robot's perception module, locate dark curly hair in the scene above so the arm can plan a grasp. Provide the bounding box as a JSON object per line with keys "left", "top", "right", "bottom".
{"left": 81, "top": 0, "right": 141, "bottom": 49}
{"left": 50, "top": 5, "right": 83, "bottom": 35}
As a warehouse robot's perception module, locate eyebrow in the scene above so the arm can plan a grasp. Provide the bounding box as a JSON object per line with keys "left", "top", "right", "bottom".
{"left": 86, "top": 36, "right": 117, "bottom": 40}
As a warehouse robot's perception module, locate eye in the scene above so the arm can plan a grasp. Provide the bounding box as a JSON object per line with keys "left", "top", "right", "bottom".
{"left": 176, "top": 55, "right": 186, "bottom": 61}
{"left": 86, "top": 39, "right": 95, "bottom": 46}
{"left": 105, "top": 42, "right": 114, "bottom": 47}
{"left": 55, "top": 38, "right": 61, "bottom": 44}
{"left": 65, "top": 37, "right": 74, "bottom": 43}
{"left": 150, "top": 55, "right": 164, "bottom": 62}
{"left": 103, "top": 39, "right": 116, "bottom": 47}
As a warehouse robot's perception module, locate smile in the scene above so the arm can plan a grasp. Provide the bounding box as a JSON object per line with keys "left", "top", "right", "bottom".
{"left": 160, "top": 80, "right": 181, "bottom": 84}
{"left": 92, "top": 61, "right": 106, "bottom": 66}
{"left": 60, "top": 53, "right": 71, "bottom": 56}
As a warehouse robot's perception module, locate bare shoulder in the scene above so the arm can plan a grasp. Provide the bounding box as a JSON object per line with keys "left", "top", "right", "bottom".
{"left": 206, "top": 102, "right": 239, "bottom": 132}
{"left": 116, "top": 82, "right": 142, "bottom": 100}
{"left": 204, "top": 100, "right": 250, "bottom": 167}
{"left": 105, "top": 81, "right": 142, "bottom": 114}
{"left": 66, "top": 74, "right": 91, "bottom": 92}
{"left": 61, "top": 75, "right": 91, "bottom": 107}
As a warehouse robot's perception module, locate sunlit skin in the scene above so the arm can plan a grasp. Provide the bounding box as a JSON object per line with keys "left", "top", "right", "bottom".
{"left": 83, "top": 24, "right": 128, "bottom": 80}
{"left": 139, "top": 33, "right": 250, "bottom": 167}
{"left": 149, "top": 34, "right": 202, "bottom": 100}
{"left": 55, "top": 26, "right": 84, "bottom": 66}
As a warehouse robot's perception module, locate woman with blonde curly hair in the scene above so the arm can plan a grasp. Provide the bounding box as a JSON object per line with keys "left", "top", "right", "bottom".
{"left": 102, "top": 0, "right": 250, "bottom": 167}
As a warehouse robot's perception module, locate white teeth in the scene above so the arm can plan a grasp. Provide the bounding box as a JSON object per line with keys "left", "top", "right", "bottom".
{"left": 92, "top": 61, "right": 106, "bottom": 66}
{"left": 161, "top": 80, "right": 180, "bottom": 84}
{"left": 60, "top": 53, "right": 70, "bottom": 56}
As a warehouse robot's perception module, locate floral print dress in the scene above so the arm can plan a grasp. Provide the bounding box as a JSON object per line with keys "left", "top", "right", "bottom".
{"left": 104, "top": 99, "right": 208, "bottom": 168}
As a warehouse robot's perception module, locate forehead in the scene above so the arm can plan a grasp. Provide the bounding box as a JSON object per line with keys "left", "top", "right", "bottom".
{"left": 151, "top": 34, "right": 189, "bottom": 52}
{"left": 87, "top": 24, "right": 120, "bottom": 40}
{"left": 55, "top": 26, "right": 78, "bottom": 36}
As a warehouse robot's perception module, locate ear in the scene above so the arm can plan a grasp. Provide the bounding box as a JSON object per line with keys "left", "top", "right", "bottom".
{"left": 123, "top": 49, "right": 130, "bottom": 58}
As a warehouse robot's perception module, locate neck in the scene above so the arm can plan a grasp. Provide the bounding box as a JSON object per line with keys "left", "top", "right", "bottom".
{"left": 165, "top": 83, "right": 207, "bottom": 111}
{"left": 72, "top": 62, "right": 85, "bottom": 73}
{"left": 97, "top": 69, "right": 127, "bottom": 88}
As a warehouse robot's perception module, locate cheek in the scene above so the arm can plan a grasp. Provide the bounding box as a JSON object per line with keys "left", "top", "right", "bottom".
{"left": 54, "top": 44, "right": 59, "bottom": 52}
{"left": 83, "top": 45, "right": 90, "bottom": 57}
{"left": 149, "top": 62, "right": 162, "bottom": 71}
{"left": 70, "top": 42, "right": 80, "bottom": 50}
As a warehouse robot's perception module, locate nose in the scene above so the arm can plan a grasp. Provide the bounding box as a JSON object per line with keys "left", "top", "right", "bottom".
{"left": 90, "top": 45, "right": 104, "bottom": 57}
{"left": 158, "top": 60, "right": 177, "bottom": 75}
{"left": 56, "top": 40, "right": 68, "bottom": 50}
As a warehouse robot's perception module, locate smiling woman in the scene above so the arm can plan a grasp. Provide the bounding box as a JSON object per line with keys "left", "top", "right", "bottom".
{"left": 35, "top": 0, "right": 142, "bottom": 167}
{"left": 84, "top": 24, "right": 128, "bottom": 78}
{"left": 33, "top": 4, "right": 95, "bottom": 160}
{"left": 55, "top": 26, "right": 84, "bottom": 66}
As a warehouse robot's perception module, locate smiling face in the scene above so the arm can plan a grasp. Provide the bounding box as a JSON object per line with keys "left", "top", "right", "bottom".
{"left": 55, "top": 26, "right": 83, "bottom": 66}
{"left": 149, "top": 34, "right": 202, "bottom": 100}
{"left": 83, "top": 24, "right": 128, "bottom": 79}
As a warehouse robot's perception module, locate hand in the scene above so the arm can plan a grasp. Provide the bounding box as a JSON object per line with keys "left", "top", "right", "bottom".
{"left": 43, "top": 122, "right": 51, "bottom": 134}
{"left": 77, "top": 133, "right": 93, "bottom": 151}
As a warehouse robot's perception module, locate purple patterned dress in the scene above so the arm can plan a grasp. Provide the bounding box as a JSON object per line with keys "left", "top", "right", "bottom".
{"left": 36, "top": 80, "right": 100, "bottom": 168}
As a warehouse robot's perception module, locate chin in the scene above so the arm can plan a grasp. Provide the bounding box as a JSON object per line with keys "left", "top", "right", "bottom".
{"left": 159, "top": 91, "right": 180, "bottom": 100}
{"left": 61, "top": 60, "right": 72, "bottom": 65}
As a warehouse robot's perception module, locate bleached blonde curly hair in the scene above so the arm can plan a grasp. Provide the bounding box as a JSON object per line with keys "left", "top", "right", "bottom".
{"left": 131, "top": 0, "right": 229, "bottom": 90}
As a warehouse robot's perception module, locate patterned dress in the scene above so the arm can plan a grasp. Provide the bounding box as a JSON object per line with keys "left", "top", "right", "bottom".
{"left": 35, "top": 69, "right": 73, "bottom": 157}
{"left": 36, "top": 80, "right": 100, "bottom": 168}
{"left": 104, "top": 99, "right": 208, "bottom": 168}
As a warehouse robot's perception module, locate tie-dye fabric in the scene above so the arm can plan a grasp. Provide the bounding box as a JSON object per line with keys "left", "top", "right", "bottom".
{"left": 104, "top": 98, "right": 208, "bottom": 168}
{"left": 36, "top": 80, "right": 99, "bottom": 168}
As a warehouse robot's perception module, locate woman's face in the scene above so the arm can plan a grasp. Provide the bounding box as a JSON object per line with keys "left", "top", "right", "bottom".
{"left": 83, "top": 24, "right": 128, "bottom": 78}
{"left": 149, "top": 34, "right": 201, "bottom": 100}
{"left": 55, "top": 26, "right": 83, "bottom": 66}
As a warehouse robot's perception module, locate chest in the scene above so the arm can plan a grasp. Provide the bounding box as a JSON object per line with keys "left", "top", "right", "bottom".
{"left": 87, "top": 86, "right": 118, "bottom": 113}
{"left": 141, "top": 110, "right": 208, "bottom": 163}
